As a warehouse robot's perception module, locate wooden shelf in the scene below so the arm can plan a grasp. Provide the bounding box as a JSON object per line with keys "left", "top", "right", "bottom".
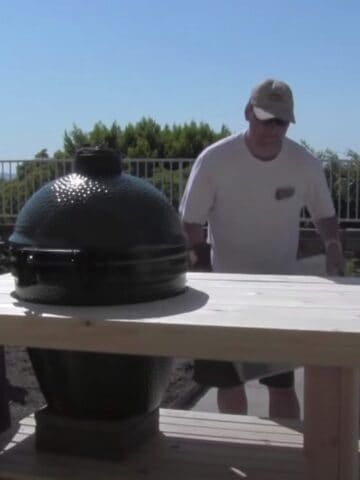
{"left": 0, "top": 409, "right": 306, "bottom": 480}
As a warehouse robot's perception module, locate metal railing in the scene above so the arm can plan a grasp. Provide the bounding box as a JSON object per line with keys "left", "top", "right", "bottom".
{"left": 1, "top": 158, "right": 360, "bottom": 227}
{"left": 0, "top": 158, "right": 193, "bottom": 226}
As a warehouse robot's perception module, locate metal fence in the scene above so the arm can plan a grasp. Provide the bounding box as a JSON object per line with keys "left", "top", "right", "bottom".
{"left": 1, "top": 158, "right": 360, "bottom": 227}
{"left": 0, "top": 158, "right": 193, "bottom": 226}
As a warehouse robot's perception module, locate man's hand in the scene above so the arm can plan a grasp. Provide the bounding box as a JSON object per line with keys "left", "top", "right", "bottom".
{"left": 314, "top": 215, "right": 345, "bottom": 276}
{"left": 187, "top": 243, "right": 212, "bottom": 271}
{"left": 182, "top": 222, "right": 212, "bottom": 271}
{"left": 325, "top": 240, "right": 345, "bottom": 276}
{"left": 187, "top": 249, "right": 199, "bottom": 269}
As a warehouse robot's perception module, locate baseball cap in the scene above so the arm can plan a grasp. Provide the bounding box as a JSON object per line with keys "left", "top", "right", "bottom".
{"left": 250, "top": 78, "right": 295, "bottom": 124}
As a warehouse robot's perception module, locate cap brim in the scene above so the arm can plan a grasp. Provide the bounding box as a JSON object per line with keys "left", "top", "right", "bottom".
{"left": 253, "top": 106, "right": 276, "bottom": 120}
{"left": 252, "top": 105, "right": 295, "bottom": 123}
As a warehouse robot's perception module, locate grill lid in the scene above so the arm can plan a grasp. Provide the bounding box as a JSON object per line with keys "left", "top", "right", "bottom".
{"left": 8, "top": 147, "right": 187, "bottom": 305}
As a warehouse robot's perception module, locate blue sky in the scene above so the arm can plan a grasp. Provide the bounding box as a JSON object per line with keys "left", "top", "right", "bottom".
{"left": 0, "top": 0, "right": 359, "bottom": 159}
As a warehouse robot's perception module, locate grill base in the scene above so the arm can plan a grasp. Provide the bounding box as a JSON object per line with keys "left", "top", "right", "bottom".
{"left": 35, "top": 406, "right": 159, "bottom": 460}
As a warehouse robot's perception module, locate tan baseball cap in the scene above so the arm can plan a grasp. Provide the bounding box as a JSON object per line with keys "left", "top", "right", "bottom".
{"left": 250, "top": 78, "right": 295, "bottom": 124}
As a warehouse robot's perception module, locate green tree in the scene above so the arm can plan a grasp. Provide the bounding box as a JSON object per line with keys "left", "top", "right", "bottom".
{"left": 62, "top": 121, "right": 122, "bottom": 158}
{"left": 121, "top": 118, "right": 163, "bottom": 158}
{"left": 63, "top": 125, "right": 90, "bottom": 157}
{"left": 53, "top": 149, "right": 67, "bottom": 159}
{"left": 7, "top": 118, "right": 231, "bottom": 215}
{"left": 34, "top": 148, "right": 49, "bottom": 159}
{"left": 59, "top": 117, "right": 230, "bottom": 160}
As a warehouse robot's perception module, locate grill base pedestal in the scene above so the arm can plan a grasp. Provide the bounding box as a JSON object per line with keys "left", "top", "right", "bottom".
{"left": 34, "top": 406, "right": 159, "bottom": 460}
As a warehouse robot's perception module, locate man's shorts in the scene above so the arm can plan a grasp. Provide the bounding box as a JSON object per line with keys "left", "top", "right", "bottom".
{"left": 193, "top": 360, "right": 294, "bottom": 389}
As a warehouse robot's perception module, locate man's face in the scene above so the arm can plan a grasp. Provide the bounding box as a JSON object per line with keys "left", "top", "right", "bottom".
{"left": 247, "top": 106, "right": 289, "bottom": 149}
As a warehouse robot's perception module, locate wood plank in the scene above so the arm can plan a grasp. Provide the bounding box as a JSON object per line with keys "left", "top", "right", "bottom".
{"left": 160, "top": 410, "right": 303, "bottom": 446}
{"left": 304, "top": 367, "right": 359, "bottom": 480}
{"left": 339, "top": 369, "right": 360, "bottom": 479}
{"left": 0, "top": 410, "right": 305, "bottom": 480}
{"left": 2, "top": 314, "right": 360, "bottom": 368}
{"left": 2, "top": 273, "right": 360, "bottom": 368}
{"left": 3, "top": 273, "right": 360, "bottom": 326}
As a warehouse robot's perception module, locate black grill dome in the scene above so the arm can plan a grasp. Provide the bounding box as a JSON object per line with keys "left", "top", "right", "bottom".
{"left": 8, "top": 147, "right": 187, "bottom": 305}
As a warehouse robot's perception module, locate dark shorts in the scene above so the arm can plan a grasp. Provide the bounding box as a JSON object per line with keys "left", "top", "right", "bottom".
{"left": 193, "top": 360, "right": 294, "bottom": 389}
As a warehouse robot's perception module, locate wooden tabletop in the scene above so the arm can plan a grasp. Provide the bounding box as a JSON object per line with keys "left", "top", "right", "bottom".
{"left": 1, "top": 272, "right": 360, "bottom": 367}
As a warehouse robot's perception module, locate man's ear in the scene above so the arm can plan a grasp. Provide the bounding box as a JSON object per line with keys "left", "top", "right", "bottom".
{"left": 244, "top": 102, "right": 251, "bottom": 121}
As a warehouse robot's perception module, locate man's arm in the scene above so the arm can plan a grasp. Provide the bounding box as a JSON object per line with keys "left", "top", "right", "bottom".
{"left": 314, "top": 215, "right": 345, "bottom": 276}
{"left": 179, "top": 151, "right": 214, "bottom": 271}
{"left": 183, "top": 222, "right": 204, "bottom": 248}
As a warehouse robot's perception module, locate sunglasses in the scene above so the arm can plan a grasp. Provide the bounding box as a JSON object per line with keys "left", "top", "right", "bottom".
{"left": 256, "top": 117, "right": 289, "bottom": 128}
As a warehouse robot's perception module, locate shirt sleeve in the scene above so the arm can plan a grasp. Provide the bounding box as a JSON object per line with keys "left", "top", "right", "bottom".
{"left": 303, "top": 154, "right": 336, "bottom": 221}
{"left": 179, "top": 151, "right": 215, "bottom": 224}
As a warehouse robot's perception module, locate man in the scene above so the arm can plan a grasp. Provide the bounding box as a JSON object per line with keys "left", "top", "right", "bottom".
{"left": 179, "top": 78, "right": 344, "bottom": 418}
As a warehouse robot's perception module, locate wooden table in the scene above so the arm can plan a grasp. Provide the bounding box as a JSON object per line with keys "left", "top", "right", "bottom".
{"left": 0, "top": 272, "right": 360, "bottom": 479}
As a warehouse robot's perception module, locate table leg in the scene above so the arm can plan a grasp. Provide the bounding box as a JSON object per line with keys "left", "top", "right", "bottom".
{"left": 304, "top": 366, "right": 359, "bottom": 480}
{"left": 0, "top": 346, "right": 10, "bottom": 432}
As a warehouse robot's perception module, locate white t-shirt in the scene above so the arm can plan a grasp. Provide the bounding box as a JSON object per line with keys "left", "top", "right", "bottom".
{"left": 179, "top": 133, "right": 335, "bottom": 274}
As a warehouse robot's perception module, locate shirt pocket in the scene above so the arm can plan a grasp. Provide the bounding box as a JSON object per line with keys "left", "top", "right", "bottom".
{"left": 274, "top": 186, "right": 296, "bottom": 201}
